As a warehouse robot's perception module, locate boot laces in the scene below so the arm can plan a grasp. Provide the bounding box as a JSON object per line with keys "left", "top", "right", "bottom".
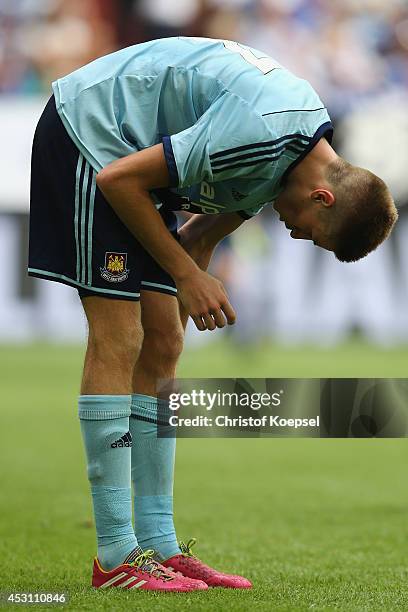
{"left": 178, "top": 538, "right": 216, "bottom": 579}
{"left": 130, "top": 549, "right": 173, "bottom": 581}
{"left": 179, "top": 537, "right": 197, "bottom": 557}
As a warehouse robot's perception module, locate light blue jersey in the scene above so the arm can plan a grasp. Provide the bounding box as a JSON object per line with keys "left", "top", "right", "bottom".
{"left": 53, "top": 37, "right": 333, "bottom": 218}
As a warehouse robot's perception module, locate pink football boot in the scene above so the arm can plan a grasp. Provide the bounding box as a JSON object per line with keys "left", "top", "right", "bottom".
{"left": 163, "top": 539, "right": 252, "bottom": 589}
{"left": 92, "top": 548, "right": 208, "bottom": 592}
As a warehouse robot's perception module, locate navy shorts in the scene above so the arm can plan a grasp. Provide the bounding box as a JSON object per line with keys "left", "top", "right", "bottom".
{"left": 28, "top": 96, "right": 178, "bottom": 301}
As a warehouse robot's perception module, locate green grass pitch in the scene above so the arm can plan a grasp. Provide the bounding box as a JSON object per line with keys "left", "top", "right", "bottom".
{"left": 1, "top": 340, "right": 408, "bottom": 611}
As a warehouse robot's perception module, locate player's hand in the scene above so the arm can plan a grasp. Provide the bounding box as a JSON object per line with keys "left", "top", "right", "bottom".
{"left": 176, "top": 269, "right": 236, "bottom": 331}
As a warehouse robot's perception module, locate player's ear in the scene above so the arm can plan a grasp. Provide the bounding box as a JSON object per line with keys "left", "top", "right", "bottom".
{"left": 311, "top": 188, "right": 335, "bottom": 208}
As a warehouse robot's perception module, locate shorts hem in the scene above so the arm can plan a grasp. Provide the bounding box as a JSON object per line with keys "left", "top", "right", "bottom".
{"left": 141, "top": 281, "right": 177, "bottom": 296}
{"left": 28, "top": 268, "right": 141, "bottom": 300}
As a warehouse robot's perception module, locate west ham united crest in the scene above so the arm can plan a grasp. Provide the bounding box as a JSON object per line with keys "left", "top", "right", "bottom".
{"left": 100, "top": 252, "right": 130, "bottom": 283}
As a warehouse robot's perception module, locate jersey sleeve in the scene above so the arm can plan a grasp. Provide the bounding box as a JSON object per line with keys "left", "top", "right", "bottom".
{"left": 162, "top": 92, "right": 273, "bottom": 188}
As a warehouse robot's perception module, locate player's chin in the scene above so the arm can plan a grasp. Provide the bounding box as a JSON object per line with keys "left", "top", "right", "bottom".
{"left": 290, "top": 230, "right": 312, "bottom": 240}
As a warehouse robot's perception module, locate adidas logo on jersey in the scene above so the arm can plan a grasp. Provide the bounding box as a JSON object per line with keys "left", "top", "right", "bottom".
{"left": 111, "top": 431, "right": 132, "bottom": 448}
{"left": 232, "top": 188, "right": 247, "bottom": 202}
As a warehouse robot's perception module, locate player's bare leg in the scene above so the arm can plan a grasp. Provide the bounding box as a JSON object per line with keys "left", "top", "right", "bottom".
{"left": 78, "top": 297, "right": 142, "bottom": 569}
{"left": 130, "top": 291, "right": 251, "bottom": 587}
{"left": 133, "top": 290, "right": 184, "bottom": 393}
{"left": 78, "top": 296, "right": 205, "bottom": 590}
{"left": 81, "top": 296, "right": 143, "bottom": 395}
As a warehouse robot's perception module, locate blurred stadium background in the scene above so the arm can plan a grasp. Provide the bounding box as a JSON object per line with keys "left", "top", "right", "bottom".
{"left": 1, "top": 3, "right": 408, "bottom": 609}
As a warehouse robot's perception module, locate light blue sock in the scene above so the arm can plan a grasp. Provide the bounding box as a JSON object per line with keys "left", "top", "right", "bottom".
{"left": 79, "top": 395, "right": 139, "bottom": 570}
{"left": 130, "top": 394, "right": 180, "bottom": 561}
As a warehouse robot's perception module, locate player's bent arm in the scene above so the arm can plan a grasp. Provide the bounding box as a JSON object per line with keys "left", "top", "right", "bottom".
{"left": 176, "top": 214, "right": 243, "bottom": 330}
{"left": 96, "top": 144, "right": 236, "bottom": 331}
{"left": 179, "top": 213, "right": 244, "bottom": 250}
{"left": 178, "top": 213, "right": 243, "bottom": 272}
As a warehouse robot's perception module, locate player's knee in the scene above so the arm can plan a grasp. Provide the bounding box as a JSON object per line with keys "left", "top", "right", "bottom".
{"left": 87, "top": 324, "right": 143, "bottom": 366}
{"left": 142, "top": 326, "right": 184, "bottom": 367}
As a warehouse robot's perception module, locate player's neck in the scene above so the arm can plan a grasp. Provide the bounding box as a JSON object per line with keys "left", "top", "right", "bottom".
{"left": 290, "top": 138, "right": 338, "bottom": 187}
